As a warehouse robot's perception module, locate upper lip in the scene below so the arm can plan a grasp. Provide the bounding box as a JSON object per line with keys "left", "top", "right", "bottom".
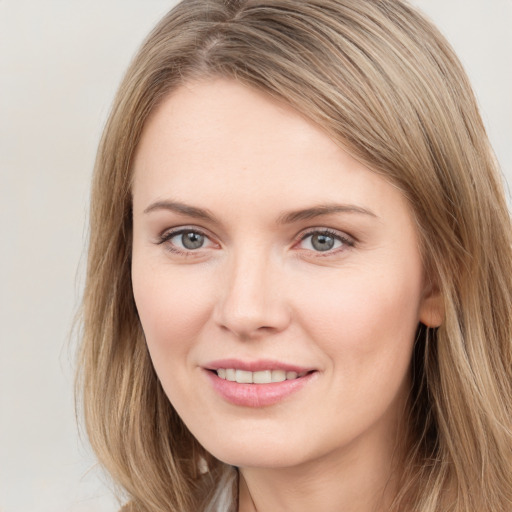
{"left": 204, "top": 358, "right": 315, "bottom": 373}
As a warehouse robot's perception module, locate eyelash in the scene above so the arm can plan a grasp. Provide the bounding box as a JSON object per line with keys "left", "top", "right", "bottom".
{"left": 157, "top": 227, "right": 214, "bottom": 256}
{"left": 295, "top": 228, "right": 355, "bottom": 256}
{"left": 156, "top": 227, "right": 355, "bottom": 256}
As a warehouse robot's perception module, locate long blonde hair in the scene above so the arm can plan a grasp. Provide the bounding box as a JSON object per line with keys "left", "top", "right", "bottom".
{"left": 77, "top": 1, "right": 512, "bottom": 510}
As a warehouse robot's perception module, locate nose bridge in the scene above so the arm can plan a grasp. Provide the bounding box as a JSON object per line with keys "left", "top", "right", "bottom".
{"left": 215, "top": 243, "right": 290, "bottom": 337}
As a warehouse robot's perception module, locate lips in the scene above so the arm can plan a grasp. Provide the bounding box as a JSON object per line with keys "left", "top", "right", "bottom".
{"left": 203, "top": 359, "right": 317, "bottom": 407}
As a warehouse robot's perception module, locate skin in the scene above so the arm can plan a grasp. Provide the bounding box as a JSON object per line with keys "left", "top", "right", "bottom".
{"left": 131, "top": 78, "right": 442, "bottom": 512}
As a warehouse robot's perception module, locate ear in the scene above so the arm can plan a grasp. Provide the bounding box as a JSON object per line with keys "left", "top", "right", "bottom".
{"left": 419, "top": 279, "right": 444, "bottom": 328}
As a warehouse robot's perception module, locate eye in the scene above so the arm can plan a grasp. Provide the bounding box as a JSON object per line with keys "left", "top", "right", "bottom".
{"left": 175, "top": 231, "right": 206, "bottom": 250}
{"left": 158, "top": 228, "right": 216, "bottom": 253}
{"left": 297, "top": 229, "right": 353, "bottom": 253}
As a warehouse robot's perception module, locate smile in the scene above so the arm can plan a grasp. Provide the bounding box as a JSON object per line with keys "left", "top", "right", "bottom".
{"left": 216, "top": 368, "right": 307, "bottom": 383}
{"left": 204, "top": 360, "right": 317, "bottom": 407}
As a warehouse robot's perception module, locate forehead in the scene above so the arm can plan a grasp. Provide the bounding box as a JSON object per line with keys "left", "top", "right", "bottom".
{"left": 132, "top": 78, "right": 409, "bottom": 222}
{"left": 134, "top": 78, "right": 343, "bottom": 173}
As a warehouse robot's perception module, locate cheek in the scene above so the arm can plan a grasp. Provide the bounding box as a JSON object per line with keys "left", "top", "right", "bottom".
{"left": 131, "top": 259, "right": 215, "bottom": 361}
{"left": 295, "top": 262, "right": 423, "bottom": 372}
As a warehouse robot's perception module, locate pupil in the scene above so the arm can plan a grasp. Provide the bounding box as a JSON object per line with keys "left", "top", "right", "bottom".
{"left": 312, "top": 233, "right": 334, "bottom": 251}
{"left": 182, "top": 232, "right": 204, "bottom": 250}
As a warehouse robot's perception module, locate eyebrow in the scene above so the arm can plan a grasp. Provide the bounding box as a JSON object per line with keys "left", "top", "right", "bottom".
{"left": 143, "top": 200, "right": 377, "bottom": 224}
{"left": 276, "top": 204, "right": 378, "bottom": 224}
{"left": 144, "top": 200, "right": 217, "bottom": 222}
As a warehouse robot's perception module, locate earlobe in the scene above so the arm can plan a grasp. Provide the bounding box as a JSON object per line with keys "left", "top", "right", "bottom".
{"left": 419, "top": 281, "right": 444, "bottom": 328}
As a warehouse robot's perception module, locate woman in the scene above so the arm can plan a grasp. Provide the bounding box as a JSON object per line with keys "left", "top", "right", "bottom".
{"left": 77, "top": 0, "right": 512, "bottom": 510}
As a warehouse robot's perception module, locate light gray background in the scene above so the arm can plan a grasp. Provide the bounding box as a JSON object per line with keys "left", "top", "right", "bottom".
{"left": 1, "top": 1, "right": 511, "bottom": 511}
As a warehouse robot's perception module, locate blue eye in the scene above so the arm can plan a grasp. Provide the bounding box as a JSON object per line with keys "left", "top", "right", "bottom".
{"left": 173, "top": 231, "right": 205, "bottom": 250}
{"left": 298, "top": 230, "right": 352, "bottom": 253}
{"left": 159, "top": 228, "right": 214, "bottom": 252}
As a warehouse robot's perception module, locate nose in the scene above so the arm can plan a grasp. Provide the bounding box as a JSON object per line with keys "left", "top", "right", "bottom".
{"left": 213, "top": 249, "right": 291, "bottom": 339}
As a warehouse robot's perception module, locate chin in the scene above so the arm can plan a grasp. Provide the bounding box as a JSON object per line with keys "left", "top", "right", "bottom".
{"left": 194, "top": 427, "right": 320, "bottom": 470}
{"left": 213, "top": 445, "right": 308, "bottom": 469}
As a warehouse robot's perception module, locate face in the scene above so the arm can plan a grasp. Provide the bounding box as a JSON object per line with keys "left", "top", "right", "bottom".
{"left": 131, "top": 79, "right": 441, "bottom": 470}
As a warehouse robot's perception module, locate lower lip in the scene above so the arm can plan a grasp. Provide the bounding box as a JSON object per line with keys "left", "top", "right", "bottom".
{"left": 204, "top": 370, "right": 316, "bottom": 407}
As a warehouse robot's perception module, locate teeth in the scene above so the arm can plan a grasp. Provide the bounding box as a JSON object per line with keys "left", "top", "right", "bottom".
{"left": 216, "top": 368, "right": 306, "bottom": 383}
{"left": 253, "top": 370, "right": 271, "bottom": 383}
{"left": 235, "top": 369, "right": 253, "bottom": 383}
{"left": 271, "top": 369, "right": 286, "bottom": 382}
